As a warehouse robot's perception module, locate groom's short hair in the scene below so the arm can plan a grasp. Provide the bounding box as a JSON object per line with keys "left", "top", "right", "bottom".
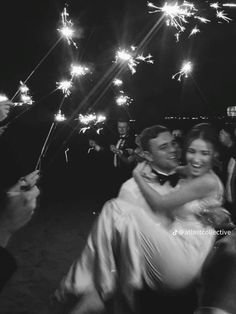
{"left": 139, "top": 125, "right": 170, "bottom": 152}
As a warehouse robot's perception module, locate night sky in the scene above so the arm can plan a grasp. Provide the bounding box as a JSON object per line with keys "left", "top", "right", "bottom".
{"left": 0, "top": 0, "right": 236, "bottom": 176}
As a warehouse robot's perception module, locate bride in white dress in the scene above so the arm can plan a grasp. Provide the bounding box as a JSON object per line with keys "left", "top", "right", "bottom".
{"left": 55, "top": 124, "right": 230, "bottom": 314}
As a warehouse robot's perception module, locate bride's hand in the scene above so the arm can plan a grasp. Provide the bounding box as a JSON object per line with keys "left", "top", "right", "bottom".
{"left": 133, "top": 161, "right": 151, "bottom": 180}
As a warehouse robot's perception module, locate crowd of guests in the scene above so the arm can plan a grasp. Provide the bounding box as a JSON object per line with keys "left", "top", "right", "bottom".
{"left": 1, "top": 97, "right": 236, "bottom": 314}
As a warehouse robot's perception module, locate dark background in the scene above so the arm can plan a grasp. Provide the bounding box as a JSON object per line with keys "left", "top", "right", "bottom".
{"left": 0, "top": 0, "right": 236, "bottom": 198}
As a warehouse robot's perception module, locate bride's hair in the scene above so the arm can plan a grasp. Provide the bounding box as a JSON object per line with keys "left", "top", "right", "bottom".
{"left": 183, "top": 123, "right": 220, "bottom": 165}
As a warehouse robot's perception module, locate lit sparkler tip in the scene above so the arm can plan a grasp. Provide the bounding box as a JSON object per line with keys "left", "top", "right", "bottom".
{"left": 78, "top": 113, "right": 96, "bottom": 125}
{"left": 55, "top": 110, "right": 66, "bottom": 122}
{"left": 20, "top": 94, "right": 34, "bottom": 105}
{"left": 116, "top": 93, "right": 133, "bottom": 106}
{"left": 115, "top": 49, "right": 133, "bottom": 62}
{"left": 19, "top": 81, "right": 29, "bottom": 94}
{"left": 115, "top": 46, "right": 154, "bottom": 74}
{"left": 58, "top": 6, "right": 78, "bottom": 48}
{"left": 194, "top": 16, "right": 211, "bottom": 23}
{"left": 17, "top": 81, "right": 34, "bottom": 105}
{"left": 78, "top": 112, "right": 106, "bottom": 134}
{"left": 189, "top": 26, "right": 200, "bottom": 37}
{"left": 96, "top": 115, "right": 106, "bottom": 124}
{"left": 210, "top": 2, "right": 221, "bottom": 9}
{"left": 216, "top": 10, "right": 232, "bottom": 22}
{"left": 113, "top": 78, "right": 123, "bottom": 87}
{"left": 70, "top": 64, "right": 90, "bottom": 78}
{"left": 56, "top": 80, "right": 72, "bottom": 96}
{"left": 172, "top": 61, "right": 193, "bottom": 82}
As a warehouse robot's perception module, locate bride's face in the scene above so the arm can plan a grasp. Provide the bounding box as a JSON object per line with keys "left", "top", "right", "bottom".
{"left": 186, "top": 138, "right": 214, "bottom": 177}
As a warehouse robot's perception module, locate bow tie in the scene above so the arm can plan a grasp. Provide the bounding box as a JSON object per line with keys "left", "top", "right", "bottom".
{"left": 151, "top": 169, "right": 179, "bottom": 187}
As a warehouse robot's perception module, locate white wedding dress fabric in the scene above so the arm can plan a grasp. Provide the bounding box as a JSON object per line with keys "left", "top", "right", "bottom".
{"left": 57, "top": 172, "right": 224, "bottom": 309}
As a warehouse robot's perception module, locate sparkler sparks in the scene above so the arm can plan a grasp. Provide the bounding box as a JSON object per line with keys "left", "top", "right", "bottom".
{"left": 70, "top": 64, "right": 90, "bottom": 78}
{"left": 58, "top": 7, "right": 78, "bottom": 48}
{"left": 18, "top": 82, "right": 34, "bottom": 105}
{"left": 115, "top": 47, "right": 154, "bottom": 74}
{"left": 78, "top": 113, "right": 106, "bottom": 133}
{"left": 78, "top": 113, "right": 97, "bottom": 125}
{"left": 54, "top": 110, "right": 66, "bottom": 122}
{"left": 189, "top": 25, "right": 200, "bottom": 37}
{"left": 148, "top": 1, "right": 197, "bottom": 37}
{"left": 56, "top": 80, "right": 72, "bottom": 96}
{"left": 148, "top": 1, "right": 234, "bottom": 40}
{"left": 216, "top": 10, "right": 232, "bottom": 22}
{"left": 172, "top": 61, "right": 193, "bottom": 81}
{"left": 116, "top": 92, "right": 133, "bottom": 106}
{"left": 113, "top": 78, "right": 123, "bottom": 87}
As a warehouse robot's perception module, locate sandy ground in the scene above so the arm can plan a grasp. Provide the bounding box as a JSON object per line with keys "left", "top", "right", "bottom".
{"left": 0, "top": 197, "right": 99, "bottom": 314}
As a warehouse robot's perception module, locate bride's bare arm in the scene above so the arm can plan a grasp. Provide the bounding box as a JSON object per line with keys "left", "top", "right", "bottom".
{"left": 133, "top": 162, "right": 218, "bottom": 215}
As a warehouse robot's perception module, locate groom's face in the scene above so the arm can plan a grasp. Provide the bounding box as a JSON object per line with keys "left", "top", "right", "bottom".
{"left": 147, "top": 131, "right": 178, "bottom": 173}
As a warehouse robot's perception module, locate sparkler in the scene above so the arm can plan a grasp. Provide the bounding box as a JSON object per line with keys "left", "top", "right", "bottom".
{"left": 113, "top": 78, "right": 123, "bottom": 87}
{"left": 216, "top": 10, "right": 232, "bottom": 22}
{"left": 56, "top": 80, "right": 73, "bottom": 97}
{"left": 11, "top": 5, "right": 78, "bottom": 102}
{"left": 70, "top": 64, "right": 90, "bottom": 78}
{"left": 147, "top": 1, "right": 197, "bottom": 38}
{"left": 116, "top": 92, "right": 133, "bottom": 106}
{"left": 189, "top": 25, "right": 200, "bottom": 37}
{"left": 148, "top": 1, "right": 234, "bottom": 40}
{"left": 194, "top": 16, "right": 211, "bottom": 23}
{"left": 54, "top": 110, "right": 66, "bottom": 122}
{"left": 78, "top": 113, "right": 106, "bottom": 133}
{"left": 172, "top": 61, "right": 193, "bottom": 81}
{"left": 58, "top": 7, "right": 78, "bottom": 48}
{"left": 18, "top": 82, "right": 34, "bottom": 105}
{"left": 115, "top": 46, "right": 154, "bottom": 74}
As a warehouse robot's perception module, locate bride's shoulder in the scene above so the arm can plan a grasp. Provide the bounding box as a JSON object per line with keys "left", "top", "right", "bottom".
{"left": 194, "top": 172, "right": 222, "bottom": 193}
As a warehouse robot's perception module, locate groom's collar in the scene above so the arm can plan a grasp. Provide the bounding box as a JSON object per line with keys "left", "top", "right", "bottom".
{"left": 151, "top": 166, "right": 176, "bottom": 176}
